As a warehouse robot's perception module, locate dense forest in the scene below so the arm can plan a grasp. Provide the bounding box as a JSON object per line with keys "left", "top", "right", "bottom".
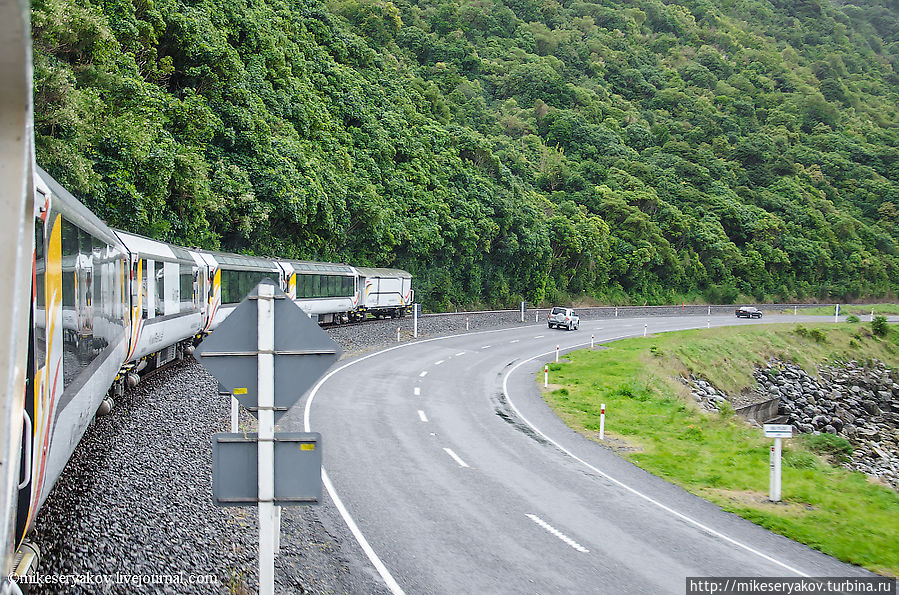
{"left": 31, "top": 0, "right": 899, "bottom": 309}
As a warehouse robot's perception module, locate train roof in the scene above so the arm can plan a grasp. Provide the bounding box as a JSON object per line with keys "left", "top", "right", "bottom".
{"left": 113, "top": 229, "right": 196, "bottom": 263}
{"left": 288, "top": 260, "right": 354, "bottom": 275}
{"left": 198, "top": 249, "right": 281, "bottom": 270}
{"left": 354, "top": 267, "right": 412, "bottom": 278}
{"left": 36, "top": 166, "right": 124, "bottom": 250}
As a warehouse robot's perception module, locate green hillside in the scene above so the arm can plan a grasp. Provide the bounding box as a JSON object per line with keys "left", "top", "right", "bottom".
{"left": 31, "top": 0, "right": 899, "bottom": 308}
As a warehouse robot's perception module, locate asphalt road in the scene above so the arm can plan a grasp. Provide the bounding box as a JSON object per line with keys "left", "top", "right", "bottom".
{"left": 284, "top": 314, "right": 879, "bottom": 594}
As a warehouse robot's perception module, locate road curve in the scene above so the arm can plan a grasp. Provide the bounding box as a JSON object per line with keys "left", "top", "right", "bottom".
{"left": 283, "top": 315, "right": 875, "bottom": 594}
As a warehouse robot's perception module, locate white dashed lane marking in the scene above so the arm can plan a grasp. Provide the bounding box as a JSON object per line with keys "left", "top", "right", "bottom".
{"left": 443, "top": 448, "right": 469, "bottom": 468}
{"left": 414, "top": 387, "right": 420, "bottom": 396}
{"left": 534, "top": 335, "right": 544, "bottom": 338}
{"left": 419, "top": 371, "right": 428, "bottom": 377}
{"left": 455, "top": 352, "right": 466, "bottom": 356}
{"left": 526, "top": 514, "right": 589, "bottom": 553}
{"left": 418, "top": 410, "right": 428, "bottom": 423}
{"left": 435, "top": 360, "right": 445, "bottom": 366}
{"left": 481, "top": 345, "right": 492, "bottom": 349}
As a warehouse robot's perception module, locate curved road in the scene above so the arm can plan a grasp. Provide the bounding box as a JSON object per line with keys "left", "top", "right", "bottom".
{"left": 284, "top": 315, "right": 875, "bottom": 593}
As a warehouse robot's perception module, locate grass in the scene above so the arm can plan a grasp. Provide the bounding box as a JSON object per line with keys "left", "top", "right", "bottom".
{"left": 539, "top": 322, "right": 899, "bottom": 575}
{"left": 793, "top": 303, "right": 899, "bottom": 316}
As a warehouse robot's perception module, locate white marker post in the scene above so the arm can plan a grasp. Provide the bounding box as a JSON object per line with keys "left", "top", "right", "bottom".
{"left": 544, "top": 364, "right": 549, "bottom": 388}
{"left": 413, "top": 303, "right": 419, "bottom": 338}
{"left": 871, "top": 307, "right": 875, "bottom": 322}
{"left": 231, "top": 396, "right": 239, "bottom": 433}
{"left": 520, "top": 301, "right": 525, "bottom": 323}
{"left": 555, "top": 345, "right": 559, "bottom": 363}
{"left": 599, "top": 403, "right": 605, "bottom": 440}
{"left": 591, "top": 335, "right": 594, "bottom": 349}
{"left": 257, "top": 283, "right": 276, "bottom": 595}
{"left": 536, "top": 310, "right": 539, "bottom": 323}
{"left": 396, "top": 327, "right": 401, "bottom": 342}
{"left": 643, "top": 324, "right": 647, "bottom": 337}
{"left": 835, "top": 304, "right": 840, "bottom": 323}
{"left": 466, "top": 317, "right": 469, "bottom": 331}
{"left": 615, "top": 307, "right": 618, "bottom": 318}
{"left": 764, "top": 424, "right": 792, "bottom": 502}
{"left": 794, "top": 306, "right": 797, "bottom": 316}
{"left": 707, "top": 305, "right": 711, "bottom": 316}
{"left": 707, "top": 319, "right": 710, "bottom": 329}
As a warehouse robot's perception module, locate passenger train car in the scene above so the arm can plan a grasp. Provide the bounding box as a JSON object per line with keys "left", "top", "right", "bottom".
{"left": 9, "top": 167, "right": 414, "bottom": 582}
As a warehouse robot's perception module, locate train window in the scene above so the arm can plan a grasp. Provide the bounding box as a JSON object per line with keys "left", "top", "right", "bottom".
{"left": 180, "top": 265, "right": 196, "bottom": 311}
{"left": 140, "top": 259, "right": 149, "bottom": 318}
{"left": 34, "top": 219, "right": 46, "bottom": 370}
{"left": 221, "top": 269, "right": 279, "bottom": 304}
{"left": 328, "top": 276, "right": 338, "bottom": 297}
{"left": 155, "top": 266, "right": 165, "bottom": 317}
{"left": 343, "top": 276, "right": 353, "bottom": 296}
{"left": 61, "top": 219, "right": 77, "bottom": 308}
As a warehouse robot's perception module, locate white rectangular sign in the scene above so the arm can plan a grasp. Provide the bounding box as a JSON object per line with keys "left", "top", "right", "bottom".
{"left": 764, "top": 424, "right": 793, "bottom": 438}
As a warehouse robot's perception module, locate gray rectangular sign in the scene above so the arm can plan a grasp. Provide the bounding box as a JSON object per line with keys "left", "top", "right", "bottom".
{"left": 211, "top": 432, "right": 322, "bottom": 506}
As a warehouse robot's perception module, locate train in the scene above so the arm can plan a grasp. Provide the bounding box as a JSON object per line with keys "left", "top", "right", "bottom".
{"left": 9, "top": 166, "right": 414, "bottom": 582}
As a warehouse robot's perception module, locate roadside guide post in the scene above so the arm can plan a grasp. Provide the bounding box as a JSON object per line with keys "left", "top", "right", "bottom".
{"left": 535, "top": 310, "right": 539, "bottom": 323}
{"left": 397, "top": 327, "right": 401, "bottom": 342}
{"left": 466, "top": 317, "right": 469, "bottom": 331}
{"left": 195, "top": 280, "right": 342, "bottom": 595}
{"left": 544, "top": 364, "right": 548, "bottom": 388}
{"left": 591, "top": 335, "right": 594, "bottom": 349}
{"left": 835, "top": 304, "right": 840, "bottom": 323}
{"left": 413, "top": 303, "right": 419, "bottom": 339}
{"left": 599, "top": 404, "right": 605, "bottom": 440}
{"left": 764, "top": 424, "right": 792, "bottom": 502}
{"left": 643, "top": 324, "right": 647, "bottom": 337}
{"left": 555, "top": 345, "right": 559, "bottom": 363}
{"left": 520, "top": 301, "right": 525, "bottom": 323}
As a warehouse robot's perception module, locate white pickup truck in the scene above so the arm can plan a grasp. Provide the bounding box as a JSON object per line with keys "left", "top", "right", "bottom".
{"left": 548, "top": 307, "right": 580, "bottom": 330}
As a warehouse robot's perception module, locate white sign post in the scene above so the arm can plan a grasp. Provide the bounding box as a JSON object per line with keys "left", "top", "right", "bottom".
{"left": 555, "top": 345, "right": 559, "bottom": 363}
{"left": 257, "top": 283, "right": 276, "bottom": 595}
{"left": 544, "top": 364, "right": 548, "bottom": 388}
{"left": 599, "top": 404, "right": 605, "bottom": 440}
{"left": 764, "top": 424, "right": 792, "bottom": 502}
{"left": 834, "top": 304, "right": 840, "bottom": 323}
{"left": 413, "top": 303, "right": 419, "bottom": 338}
{"left": 520, "top": 301, "right": 525, "bottom": 323}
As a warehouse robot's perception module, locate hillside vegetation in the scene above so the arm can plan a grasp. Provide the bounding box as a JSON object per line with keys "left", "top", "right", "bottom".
{"left": 31, "top": 0, "right": 899, "bottom": 308}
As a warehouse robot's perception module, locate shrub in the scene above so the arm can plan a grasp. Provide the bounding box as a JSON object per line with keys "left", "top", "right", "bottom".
{"left": 871, "top": 315, "right": 889, "bottom": 337}
{"left": 846, "top": 314, "right": 860, "bottom": 323}
{"left": 795, "top": 324, "right": 809, "bottom": 337}
{"left": 802, "top": 433, "right": 854, "bottom": 462}
{"left": 809, "top": 328, "right": 828, "bottom": 343}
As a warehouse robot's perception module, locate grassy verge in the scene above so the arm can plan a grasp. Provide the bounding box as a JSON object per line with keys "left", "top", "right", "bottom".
{"left": 540, "top": 322, "right": 899, "bottom": 575}
{"left": 790, "top": 303, "right": 899, "bottom": 316}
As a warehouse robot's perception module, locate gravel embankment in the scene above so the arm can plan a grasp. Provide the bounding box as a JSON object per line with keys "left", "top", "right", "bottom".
{"left": 26, "top": 303, "right": 829, "bottom": 593}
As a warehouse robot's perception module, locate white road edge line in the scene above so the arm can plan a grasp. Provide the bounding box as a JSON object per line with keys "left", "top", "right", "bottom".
{"left": 455, "top": 352, "right": 466, "bottom": 356}
{"left": 435, "top": 360, "right": 445, "bottom": 365}
{"left": 443, "top": 447, "right": 470, "bottom": 467}
{"left": 418, "top": 410, "right": 429, "bottom": 422}
{"left": 510, "top": 339, "right": 520, "bottom": 343}
{"left": 526, "top": 514, "right": 589, "bottom": 553}
{"left": 419, "top": 371, "right": 428, "bottom": 377}
{"left": 481, "top": 345, "right": 492, "bottom": 349}
{"left": 534, "top": 335, "right": 544, "bottom": 338}
{"left": 501, "top": 340, "right": 810, "bottom": 578}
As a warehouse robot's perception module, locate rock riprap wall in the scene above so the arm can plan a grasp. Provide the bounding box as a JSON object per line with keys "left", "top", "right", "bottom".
{"left": 683, "top": 360, "right": 898, "bottom": 489}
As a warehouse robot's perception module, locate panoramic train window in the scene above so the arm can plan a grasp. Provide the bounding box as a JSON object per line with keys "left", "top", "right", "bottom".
{"left": 220, "top": 269, "right": 279, "bottom": 304}
{"left": 61, "top": 219, "right": 77, "bottom": 308}
{"left": 295, "top": 274, "right": 354, "bottom": 298}
{"left": 34, "top": 219, "right": 45, "bottom": 370}
{"left": 140, "top": 259, "right": 149, "bottom": 318}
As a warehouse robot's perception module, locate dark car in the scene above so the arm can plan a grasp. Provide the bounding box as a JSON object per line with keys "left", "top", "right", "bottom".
{"left": 735, "top": 306, "right": 763, "bottom": 319}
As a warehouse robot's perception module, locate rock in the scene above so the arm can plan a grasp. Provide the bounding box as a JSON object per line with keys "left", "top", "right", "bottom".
{"left": 862, "top": 400, "right": 881, "bottom": 416}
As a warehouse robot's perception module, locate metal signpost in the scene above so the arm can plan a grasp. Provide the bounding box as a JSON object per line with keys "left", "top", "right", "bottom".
{"left": 520, "top": 301, "right": 525, "bottom": 323}
{"left": 413, "top": 303, "right": 419, "bottom": 338}
{"left": 764, "top": 424, "right": 792, "bottom": 502}
{"left": 195, "top": 280, "right": 342, "bottom": 595}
